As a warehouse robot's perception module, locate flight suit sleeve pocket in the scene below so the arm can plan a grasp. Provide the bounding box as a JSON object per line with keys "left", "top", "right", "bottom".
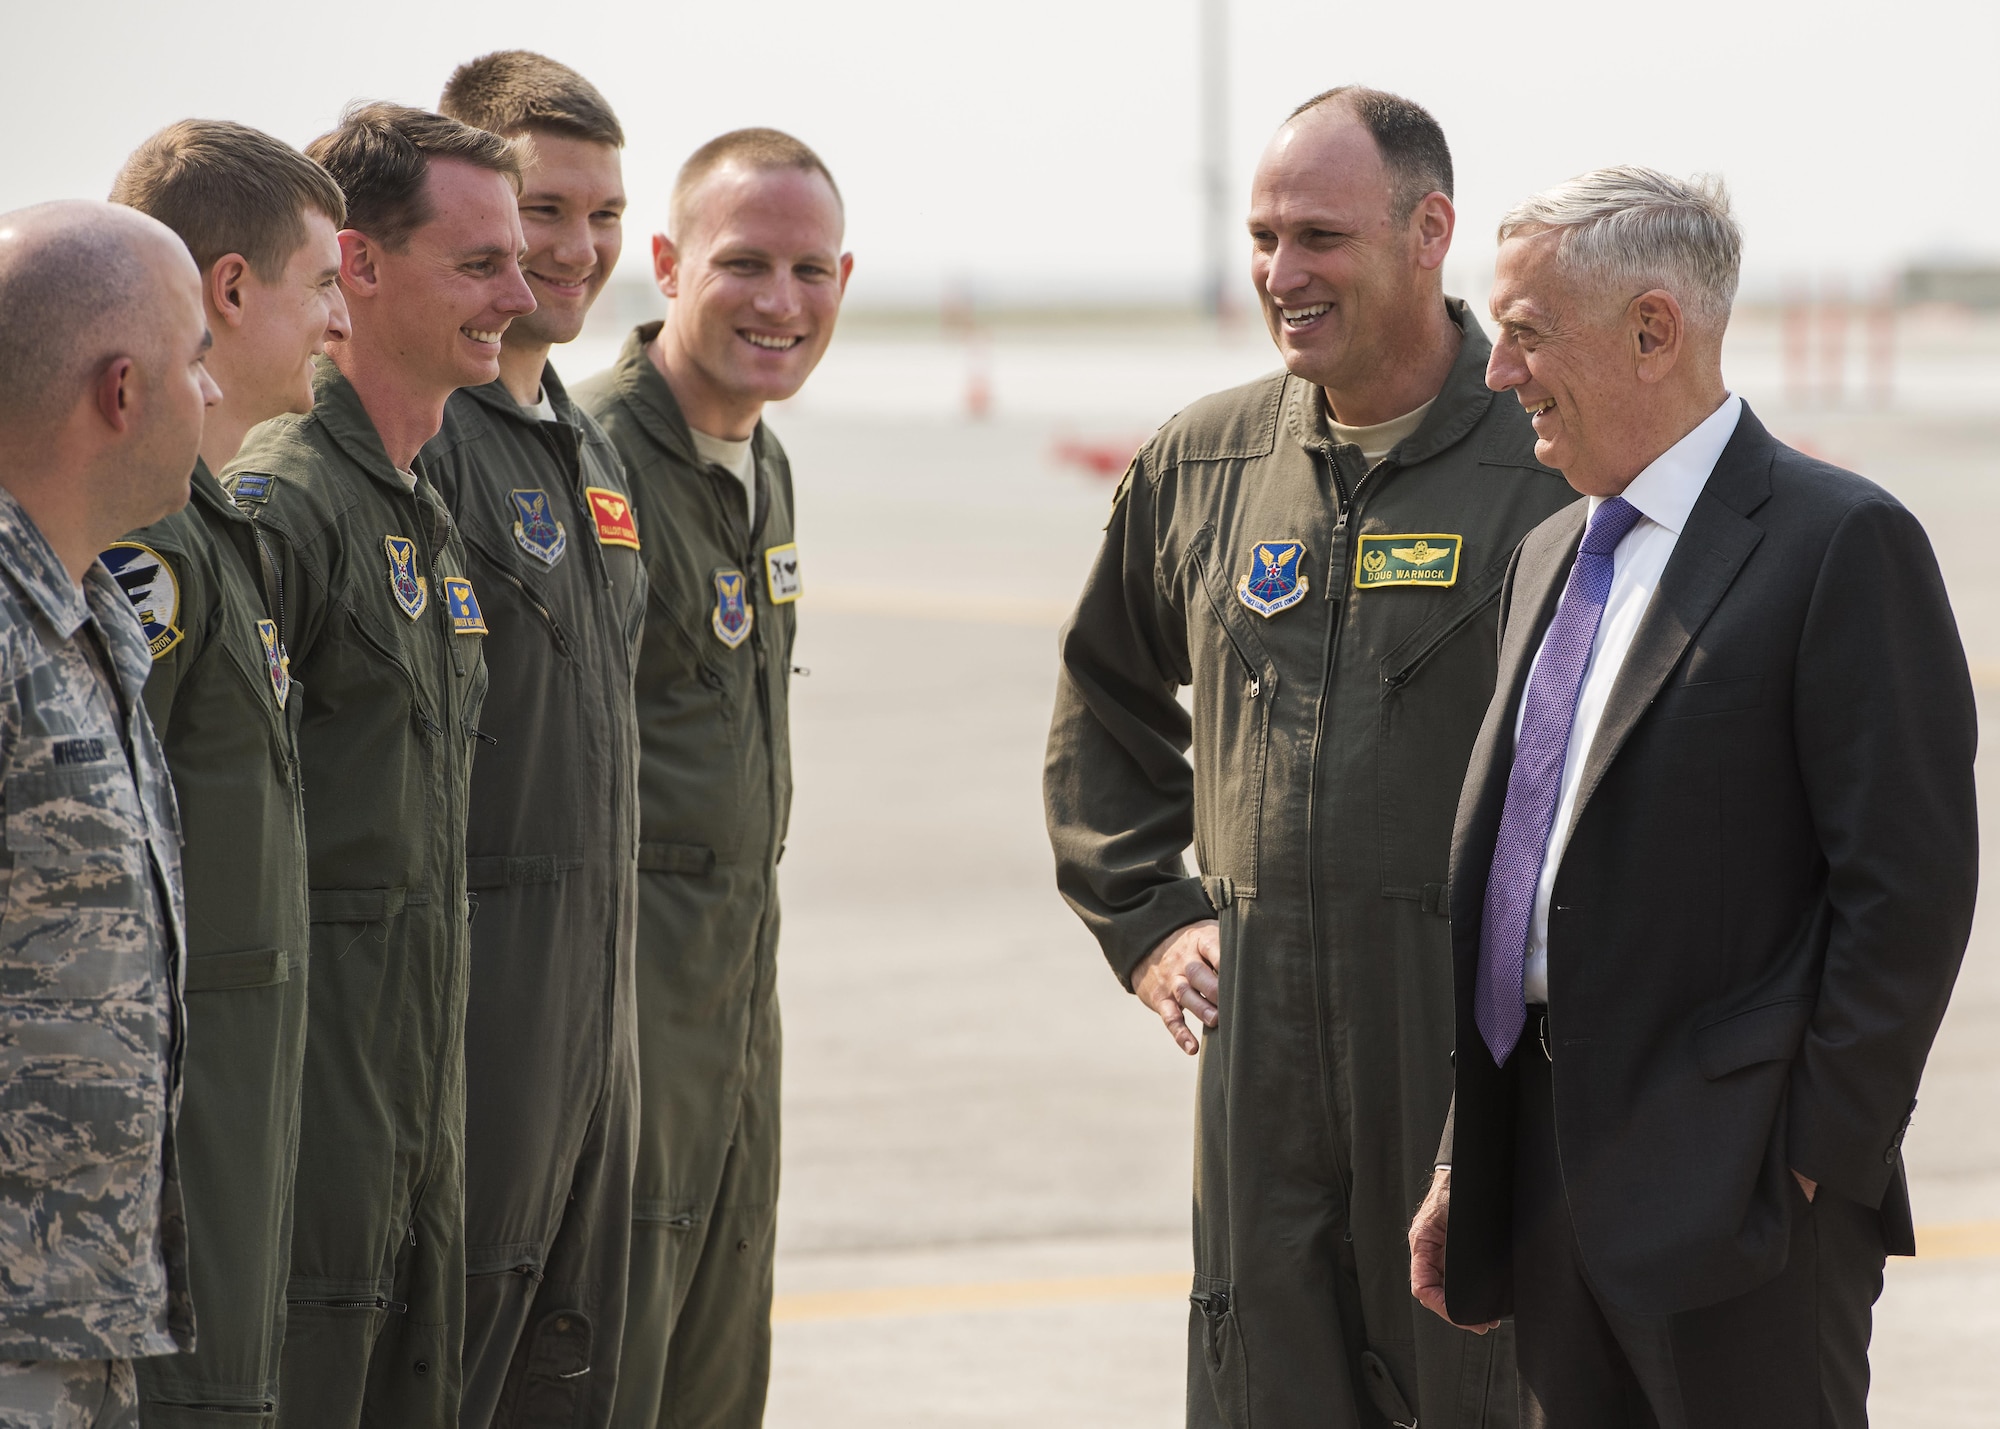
{"left": 184, "top": 946, "right": 289, "bottom": 992}
{"left": 308, "top": 887, "right": 409, "bottom": 923}
{"left": 637, "top": 842, "right": 715, "bottom": 875}
{"left": 1190, "top": 1275, "right": 1251, "bottom": 1428}
{"left": 1694, "top": 996, "right": 1814, "bottom": 1079}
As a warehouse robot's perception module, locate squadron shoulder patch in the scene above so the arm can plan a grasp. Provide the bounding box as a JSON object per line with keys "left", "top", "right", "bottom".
{"left": 510, "top": 489, "right": 567, "bottom": 566}
{"left": 100, "top": 542, "right": 184, "bottom": 657}
{"left": 384, "top": 534, "right": 428, "bottom": 620}
{"left": 256, "top": 618, "right": 292, "bottom": 710}
{"left": 711, "top": 569, "right": 753, "bottom": 649}
{"left": 585, "top": 486, "right": 641, "bottom": 550}
{"left": 1354, "top": 533, "right": 1462, "bottom": 590}
{"left": 763, "top": 542, "right": 802, "bottom": 604}
{"left": 442, "top": 576, "right": 487, "bottom": 635}
{"left": 1237, "top": 540, "right": 1309, "bottom": 618}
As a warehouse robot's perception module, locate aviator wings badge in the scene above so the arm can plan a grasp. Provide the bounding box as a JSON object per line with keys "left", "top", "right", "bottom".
{"left": 1237, "top": 539, "right": 1309, "bottom": 618}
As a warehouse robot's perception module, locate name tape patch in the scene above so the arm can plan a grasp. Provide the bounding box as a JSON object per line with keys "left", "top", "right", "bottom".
{"left": 764, "top": 542, "right": 802, "bottom": 604}
{"left": 1354, "top": 533, "right": 1462, "bottom": 590}
{"left": 585, "top": 487, "right": 641, "bottom": 550}
{"left": 443, "top": 576, "right": 487, "bottom": 635}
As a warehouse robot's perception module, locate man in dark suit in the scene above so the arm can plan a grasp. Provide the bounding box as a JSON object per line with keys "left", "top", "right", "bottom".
{"left": 1407, "top": 166, "right": 1978, "bottom": 1428}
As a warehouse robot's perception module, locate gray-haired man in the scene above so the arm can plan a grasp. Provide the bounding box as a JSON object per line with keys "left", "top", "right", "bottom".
{"left": 1410, "top": 168, "right": 1975, "bottom": 1427}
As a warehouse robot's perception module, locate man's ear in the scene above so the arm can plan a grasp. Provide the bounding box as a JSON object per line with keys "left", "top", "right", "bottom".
{"left": 1411, "top": 192, "right": 1456, "bottom": 274}
{"left": 92, "top": 356, "right": 138, "bottom": 434}
{"left": 337, "top": 229, "right": 380, "bottom": 298}
{"left": 837, "top": 251, "right": 854, "bottom": 296}
{"left": 207, "top": 254, "right": 253, "bottom": 329}
{"left": 1631, "top": 289, "right": 1683, "bottom": 381}
{"left": 652, "top": 232, "right": 680, "bottom": 300}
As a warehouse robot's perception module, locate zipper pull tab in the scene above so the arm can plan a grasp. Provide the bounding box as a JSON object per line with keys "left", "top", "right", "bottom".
{"left": 470, "top": 728, "right": 498, "bottom": 746}
{"left": 792, "top": 665, "right": 811, "bottom": 677}
{"left": 1248, "top": 677, "right": 1261, "bottom": 698}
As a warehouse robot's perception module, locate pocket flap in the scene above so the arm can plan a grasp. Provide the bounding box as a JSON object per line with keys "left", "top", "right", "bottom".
{"left": 637, "top": 843, "right": 715, "bottom": 875}
{"left": 184, "top": 946, "right": 289, "bottom": 992}
{"left": 1694, "top": 997, "right": 1813, "bottom": 1079}
{"left": 309, "top": 887, "right": 408, "bottom": 923}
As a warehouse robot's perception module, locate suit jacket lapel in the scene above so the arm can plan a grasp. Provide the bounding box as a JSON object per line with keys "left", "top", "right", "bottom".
{"left": 1563, "top": 412, "right": 1776, "bottom": 838}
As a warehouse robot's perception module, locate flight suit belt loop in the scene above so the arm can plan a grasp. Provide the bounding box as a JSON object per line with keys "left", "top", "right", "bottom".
{"left": 464, "top": 854, "right": 587, "bottom": 890}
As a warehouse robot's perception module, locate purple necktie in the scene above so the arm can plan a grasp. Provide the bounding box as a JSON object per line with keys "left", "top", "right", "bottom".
{"left": 1476, "top": 496, "right": 1644, "bottom": 1064}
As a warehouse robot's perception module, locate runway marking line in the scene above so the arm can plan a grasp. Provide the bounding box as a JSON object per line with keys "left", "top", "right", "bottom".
{"left": 772, "top": 1223, "right": 2000, "bottom": 1324}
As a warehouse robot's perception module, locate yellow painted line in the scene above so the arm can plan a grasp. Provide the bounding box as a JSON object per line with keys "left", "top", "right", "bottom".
{"left": 772, "top": 1271, "right": 1188, "bottom": 1324}
{"left": 1915, "top": 1219, "right": 2000, "bottom": 1260}
{"left": 808, "top": 585, "right": 1071, "bottom": 627}
{"left": 773, "top": 1224, "right": 2000, "bottom": 1326}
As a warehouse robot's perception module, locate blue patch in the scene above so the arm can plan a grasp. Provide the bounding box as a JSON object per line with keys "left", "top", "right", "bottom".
{"left": 100, "top": 542, "right": 184, "bottom": 657}
{"left": 711, "top": 569, "right": 753, "bottom": 649}
{"left": 443, "top": 576, "right": 487, "bottom": 635}
{"left": 232, "top": 474, "right": 272, "bottom": 504}
{"left": 1236, "top": 539, "right": 1310, "bottom": 618}
{"left": 510, "top": 489, "right": 567, "bottom": 567}
{"left": 256, "top": 619, "right": 291, "bottom": 710}
{"left": 384, "top": 535, "right": 428, "bottom": 620}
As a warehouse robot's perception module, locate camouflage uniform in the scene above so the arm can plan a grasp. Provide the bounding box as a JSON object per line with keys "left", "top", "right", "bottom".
{"left": 0, "top": 486, "right": 194, "bottom": 1408}
{"left": 0, "top": 1357, "right": 137, "bottom": 1427}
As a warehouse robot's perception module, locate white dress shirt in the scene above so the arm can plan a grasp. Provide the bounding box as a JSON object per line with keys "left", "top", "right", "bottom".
{"left": 1517, "top": 394, "right": 1743, "bottom": 1003}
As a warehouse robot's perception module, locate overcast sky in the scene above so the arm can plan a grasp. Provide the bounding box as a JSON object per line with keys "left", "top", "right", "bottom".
{"left": 8, "top": 0, "right": 1995, "bottom": 307}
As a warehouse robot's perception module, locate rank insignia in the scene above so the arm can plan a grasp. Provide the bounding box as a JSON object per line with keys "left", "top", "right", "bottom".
{"left": 231, "top": 473, "right": 272, "bottom": 504}
{"left": 442, "top": 576, "right": 487, "bottom": 635}
{"left": 585, "top": 486, "right": 641, "bottom": 550}
{"left": 1354, "top": 533, "right": 1462, "bottom": 590}
{"left": 384, "top": 534, "right": 428, "bottom": 620}
{"left": 1237, "top": 540, "right": 1309, "bottom": 618}
{"left": 711, "top": 569, "right": 753, "bottom": 649}
{"left": 101, "top": 541, "right": 184, "bottom": 657}
{"left": 764, "top": 542, "right": 802, "bottom": 604}
{"left": 510, "top": 489, "right": 567, "bottom": 566}
{"left": 256, "top": 618, "right": 292, "bottom": 710}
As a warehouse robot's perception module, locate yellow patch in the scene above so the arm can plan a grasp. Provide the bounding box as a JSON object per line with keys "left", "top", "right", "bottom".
{"left": 1354, "top": 533, "right": 1462, "bottom": 590}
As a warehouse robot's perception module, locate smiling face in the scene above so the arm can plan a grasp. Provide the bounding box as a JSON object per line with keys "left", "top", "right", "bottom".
{"left": 656, "top": 163, "right": 851, "bottom": 427}
{"left": 342, "top": 157, "right": 536, "bottom": 398}
{"left": 232, "top": 208, "right": 348, "bottom": 418}
{"left": 1247, "top": 108, "right": 1447, "bottom": 395}
{"left": 509, "top": 130, "right": 625, "bottom": 348}
{"left": 1486, "top": 229, "right": 1649, "bottom": 494}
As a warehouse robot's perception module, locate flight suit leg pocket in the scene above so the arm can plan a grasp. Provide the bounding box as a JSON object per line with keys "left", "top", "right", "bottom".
{"left": 1189, "top": 1274, "right": 1251, "bottom": 1428}
{"left": 508, "top": 1307, "right": 593, "bottom": 1427}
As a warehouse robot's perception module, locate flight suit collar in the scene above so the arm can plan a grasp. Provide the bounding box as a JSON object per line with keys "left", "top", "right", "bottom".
{"left": 460, "top": 360, "right": 585, "bottom": 432}
{"left": 1283, "top": 297, "right": 1496, "bottom": 471}
{"left": 187, "top": 456, "right": 252, "bottom": 529}
{"left": 609, "top": 321, "right": 776, "bottom": 541}
{"left": 306, "top": 354, "right": 442, "bottom": 497}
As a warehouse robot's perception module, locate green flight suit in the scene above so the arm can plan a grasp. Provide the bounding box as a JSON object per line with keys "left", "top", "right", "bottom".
{"left": 422, "top": 368, "right": 645, "bottom": 1429}
{"left": 576, "top": 325, "right": 795, "bottom": 1429}
{"left": 107, "top": 461, "right": 307, "bottom": 1425}
{"left": 224, "top": 359, "right": 488, "bottom": 1429}
{"left": 1045, "top": 304, "right": 1577, "bottom": 1429}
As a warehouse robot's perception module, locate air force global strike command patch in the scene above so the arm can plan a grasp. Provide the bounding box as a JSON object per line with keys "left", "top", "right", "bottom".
{"left": 510, "top": 489, "right": 567, "bottom": 566}
{"left": 1354, "top": 533, "right": 1462, "bottom": 589}
{"left": 100, "top": 542, "right": 184, "bottom": 656}
{"left": 256, "top": 618, "right": 292, "bottom": 709}
{"left": 585, "top": 486, "right": 641, "bottom": 550}
{"left": 712, "top": 569, "right": 753, "bottom": 648}
{"left": 384, "top": 534, "right": 428, "bottom": 620}
{"left": 764, "top": 542, "right": 802, "bottom": 604}
{"left": 443, "top": 577, "right": 487, "bottom": 635}
{"left": 1237, "top": 540, "right": 1309, "bottom": 618}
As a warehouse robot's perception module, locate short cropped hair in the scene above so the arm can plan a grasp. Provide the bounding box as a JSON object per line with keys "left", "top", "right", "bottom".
{"left": 1498, "top": 166, "right": 1742, "bottom": 331}
{"left": 306, "top": 102, "right": 523, "bottom": 252}
{"left": 110, "top": 120, "right": 345, "bottom": 281}
{"left": 670, "top": 127, "right": 841, "bottom": 241}
{"left": 439, "top": 50, "right": 625, "bottom": 148}
{"left": 0, "top": 208, "right": 153, "bottom": 430}
{"left": 1289, "top": 86, "right": 1453, "bottom": 222}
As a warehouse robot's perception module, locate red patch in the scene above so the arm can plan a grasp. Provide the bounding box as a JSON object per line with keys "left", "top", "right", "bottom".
{"left": 585, "top": 487, "right": 641, "bottom": 550}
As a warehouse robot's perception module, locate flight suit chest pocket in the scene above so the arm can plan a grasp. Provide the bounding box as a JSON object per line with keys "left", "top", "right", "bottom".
{"left": 1, "top": 744, "right": 157, "bottom": 1000}
{"left": 1185, "top": 526, "right": 1276, "bottom": 896}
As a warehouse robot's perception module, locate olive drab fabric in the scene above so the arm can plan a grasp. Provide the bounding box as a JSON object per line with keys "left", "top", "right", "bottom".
{"left": 0, "top": 485, "right": 193, "bottom": 1363}
{"left": 576, "top": 324, "right": 795, "bottom": 1429}
{"left": 223, "top": 358, "right": 487, "bottom": 1429}
{"left": 107, "top": 460, "right": 309, "bottom": 1426}
{"left": 422, "top": 366, "right": 644, "bottom": 1429}
{"left": 1046, "top": 303, "right": 1578, "bottom": 1429}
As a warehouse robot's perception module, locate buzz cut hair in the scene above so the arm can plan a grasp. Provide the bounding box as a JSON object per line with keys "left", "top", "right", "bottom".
{"left": 1498, "top": 166, "right": 1742, "bottom": 332}
{"left": 109, "top": 120, "right": 346, "bottom": 281}
{"left": 438, "top": 50, "right": 625, "bottom": 148}
{"left": 0, "top": 207, "right": 154, "bottom": 431}
{"left": 1288, "top": 85, "right": 1454, "bottom": 223}
{"left": 305, "top": 101, "right": 523, "bottom": 253}
{"left": 670, "top": 127, "right": 841, "bottom": 241}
